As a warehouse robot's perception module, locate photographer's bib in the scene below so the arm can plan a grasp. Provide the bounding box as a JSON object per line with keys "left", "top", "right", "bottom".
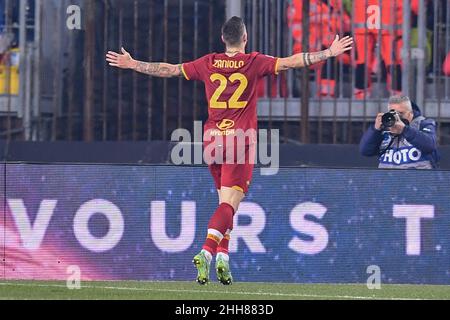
{"left": 378, "top": 116, "right": 433, "bottom": 169}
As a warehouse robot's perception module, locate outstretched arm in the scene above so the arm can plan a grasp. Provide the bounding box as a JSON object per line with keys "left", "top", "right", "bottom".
{"left": 106, "top": 48, "right": 182, "bottom": 78}
{"left": 277, "top": 35, "right": 353, "bottom": 72}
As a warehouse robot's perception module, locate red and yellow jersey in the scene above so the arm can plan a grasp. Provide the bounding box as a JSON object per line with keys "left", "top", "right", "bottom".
{"left": 182, "top": 52, "right": 279, "bottom": 142}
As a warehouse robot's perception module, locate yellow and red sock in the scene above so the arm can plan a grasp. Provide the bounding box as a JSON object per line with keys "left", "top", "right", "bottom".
{"left": 202, "top": 203, "right": 235, "bottom": 255}
{"left": 217, "top": 233, "right": 231, "bottom": 255}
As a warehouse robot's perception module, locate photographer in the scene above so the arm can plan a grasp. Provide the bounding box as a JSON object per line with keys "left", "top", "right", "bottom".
{"left": 360, "top": 95, "right": 439, "bottom": 169}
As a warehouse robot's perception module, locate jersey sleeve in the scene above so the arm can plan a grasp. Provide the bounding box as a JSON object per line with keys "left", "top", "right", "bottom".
{"left": 254, "top": 53, "right": 280, "bottom": 78}
{"left": 181, "top": 55, "right": 209, "bottom": 81}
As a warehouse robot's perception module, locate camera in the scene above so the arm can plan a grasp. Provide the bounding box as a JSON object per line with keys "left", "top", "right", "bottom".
{"left": 381, "top": 110, "right": 410, "bottom": 130}
{"left": 381, "top": 110, "right": 398, "bottom": 129}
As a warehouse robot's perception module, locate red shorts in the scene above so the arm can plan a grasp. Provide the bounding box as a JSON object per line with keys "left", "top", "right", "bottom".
{"left": 205, "top": 143, "right": 255, "bottom": 194}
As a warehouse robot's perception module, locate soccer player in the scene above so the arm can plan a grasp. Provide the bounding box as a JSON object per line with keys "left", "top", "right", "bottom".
{"left": 106, "top": 16, "right": 353, "bottom": 285}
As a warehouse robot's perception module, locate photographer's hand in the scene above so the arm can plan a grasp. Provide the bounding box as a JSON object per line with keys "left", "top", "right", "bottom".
{"left": 374, "top": 113, "right": 384, "bottom": 131}
{"left": 389, "top": 113, "right": 406, "bottom": 135}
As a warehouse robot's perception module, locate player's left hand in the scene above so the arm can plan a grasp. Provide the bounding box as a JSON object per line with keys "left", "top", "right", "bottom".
{"left": 329, "top": 35, "right": 353, "bottom": 57}
{"left": 389, "top": 113, "right": 406, "bottom": 135}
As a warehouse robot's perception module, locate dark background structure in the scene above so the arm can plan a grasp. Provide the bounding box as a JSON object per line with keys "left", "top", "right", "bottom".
{"left": 0, "top": 0, "right": 449, "bottom": 167}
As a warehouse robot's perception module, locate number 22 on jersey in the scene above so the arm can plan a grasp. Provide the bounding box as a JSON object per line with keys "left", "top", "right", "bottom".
{"left": 209, "top": 73, "right": 249, "bottom": 109}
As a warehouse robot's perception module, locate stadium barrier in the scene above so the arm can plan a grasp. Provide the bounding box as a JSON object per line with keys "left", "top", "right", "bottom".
{"left": 1, "top": 163, "right": 449, "bottom": 285}
{"left": 2, "top": 141, "right": 450, "bottom": 168}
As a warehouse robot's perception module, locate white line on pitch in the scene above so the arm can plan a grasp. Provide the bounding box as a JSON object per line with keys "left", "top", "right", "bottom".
{"left": 0, "top": 282, "right": 430, "bottom": 300}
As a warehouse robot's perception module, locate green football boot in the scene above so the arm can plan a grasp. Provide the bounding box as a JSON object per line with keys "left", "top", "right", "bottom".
{"left": 192, "top": 252, "right": 210, "bottom": 285}
{"left": 216, "top": 255, "right": 233, "bottom": 285}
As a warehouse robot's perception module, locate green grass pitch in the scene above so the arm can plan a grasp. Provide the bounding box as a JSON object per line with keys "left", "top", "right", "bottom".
{"left": 0, "top": 281, "right": 449, "bottom": 300}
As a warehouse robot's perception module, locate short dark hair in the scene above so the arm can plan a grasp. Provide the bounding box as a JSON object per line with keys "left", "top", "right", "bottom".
{"left": 221, "top": 16, "right": 246, "bottom": 46}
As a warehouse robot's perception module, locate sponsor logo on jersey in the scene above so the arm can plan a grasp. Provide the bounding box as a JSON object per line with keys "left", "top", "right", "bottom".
{"left": 208, "top": 119, "right": 236, "bottom": 136}
{"left": 216, "top": 119, "right": 235, "bottom": 130}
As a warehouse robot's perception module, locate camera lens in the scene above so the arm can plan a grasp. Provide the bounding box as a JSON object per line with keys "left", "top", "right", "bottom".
{"left": 382, "top": 111, "right": 397, "bottom": 128}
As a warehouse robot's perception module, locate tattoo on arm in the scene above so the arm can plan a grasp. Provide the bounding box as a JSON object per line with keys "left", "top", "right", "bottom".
{"left": 278, "top": 49, "right": 333, "bottom": 72}
{"left": 134, "top": 61, "right": 182, "bottom": 78}
{"left": 303, "top": 50, "right": 331, "bottom": 67}
{"left": 302, "top": 53, "right": 307, "bottom": 67}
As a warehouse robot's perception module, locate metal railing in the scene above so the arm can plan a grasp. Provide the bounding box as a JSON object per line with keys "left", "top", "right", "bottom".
{"left": 0, "top": 0, "right": 449, "bottom": 145}
{"left": 247, "top": 0, "right": 450, "bottom": 144}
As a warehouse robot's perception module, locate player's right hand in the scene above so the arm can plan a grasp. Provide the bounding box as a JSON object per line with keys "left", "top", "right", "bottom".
{"left": 375, "top": 113, "right": 384, "bottom": 131}
{"left": 106, "top": 47, "right": 136, "bottom": 69}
